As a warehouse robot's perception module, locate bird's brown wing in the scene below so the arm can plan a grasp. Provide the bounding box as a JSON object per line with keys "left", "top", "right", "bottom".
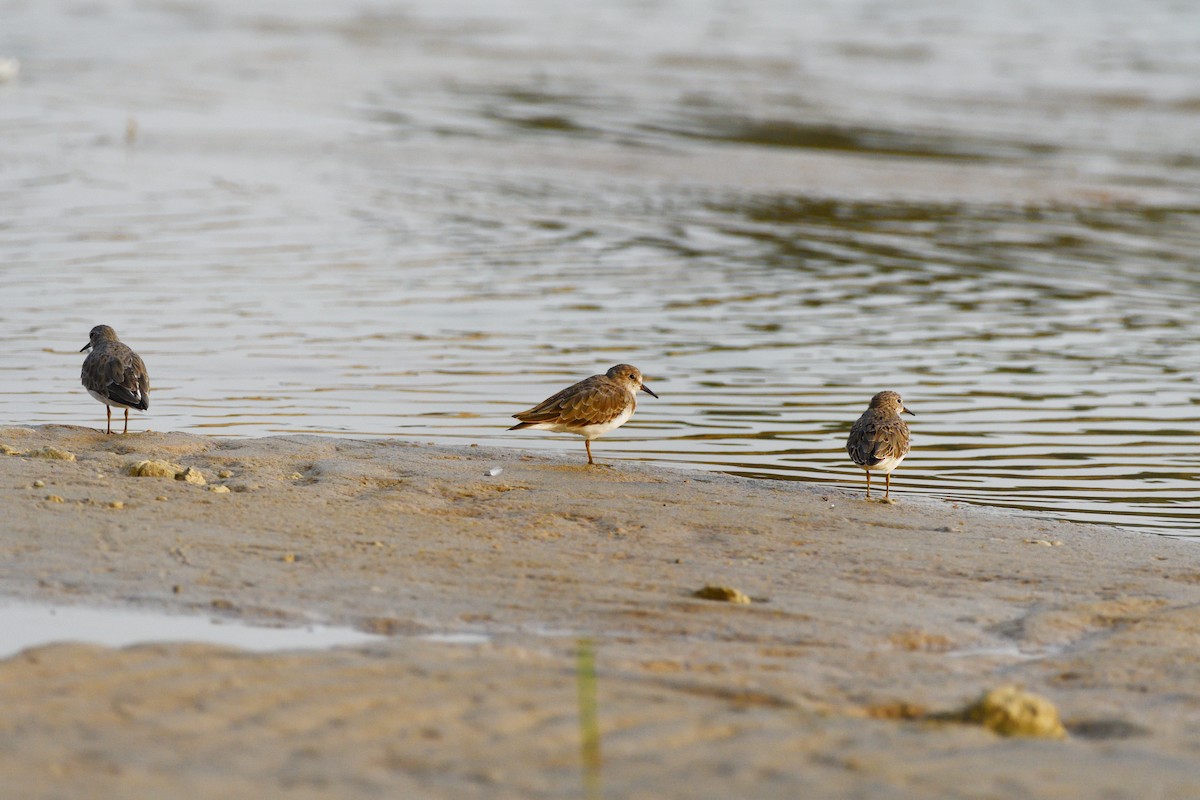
{"left": 847, "top": 414, "right": 909, "bottom": 467}
{"left": 846, "top": 415, "right": 877, "bottom": 466}
{"left": 122, "top": 350, "right": 150, "bottom": 410}
{"left": 92, "top": 344, "right": 150, "bottom": 410}
{"left": 513, "top": 376, "right": 628, "bottom": 427}
{"left": 874, "top": 417, "right": 910, "bottom": 462}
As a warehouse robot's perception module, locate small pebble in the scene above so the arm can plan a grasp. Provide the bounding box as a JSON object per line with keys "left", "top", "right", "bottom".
{"left": 108, "top": 501, "right": 124, "bottom": 509}
{"left": 282, "top": 553, "right": 296, "bottom": 563}
{"left": 486, "top": 467, "right": 503, "bottom": 477}
{"left": 45, "top": 495, "right": 64, "bottom": 503}
{"left": 288, "top": 472, "right": 302, "bottom": 480}
{"left": 155, "top": 495, "right": 168, "bottom": 501}
{"left": 33, "top": 480, "right": 45, "bottom": 488}
{"left": 218, "top": 470, "right": 233, "bottom": 479}
{"left": 208, "top": 485, "right": 231, "bottom": 494}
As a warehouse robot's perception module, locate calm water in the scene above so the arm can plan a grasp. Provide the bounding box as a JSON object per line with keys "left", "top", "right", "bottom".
{"left": 2, "top": 1, "right": 1199, "bottom": 538}
{"left": 0, "top": 601, "right": 382, "bottom": 658}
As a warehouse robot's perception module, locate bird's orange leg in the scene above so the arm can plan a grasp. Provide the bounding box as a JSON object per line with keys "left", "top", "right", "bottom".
{"left": 585, "top": 440, "right": 594, "bottom": 465}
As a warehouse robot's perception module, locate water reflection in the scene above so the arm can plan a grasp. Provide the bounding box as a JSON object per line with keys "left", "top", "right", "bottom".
{"left": 1, "top": 0, "right": 1199, "bottom": 539}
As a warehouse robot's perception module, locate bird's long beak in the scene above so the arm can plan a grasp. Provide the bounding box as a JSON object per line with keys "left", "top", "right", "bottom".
{"left": 640, "top": 383, "right": 659, "bottom": 399}
{"left": 80, "top": 342, "right": 92, "bottom": 353}
{"left": 902, "top": 406, "right": 915, "bottom": 416}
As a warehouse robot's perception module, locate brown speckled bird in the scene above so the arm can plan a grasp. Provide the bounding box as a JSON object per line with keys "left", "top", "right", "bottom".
{"left": 508, "top": 364, "right": 658, "bottom": 465}
{"left": 847, "top": 390, "right": 913, "bottom": 500}
{"left": 80, "top": 325, "right": 150, "bottom": 434}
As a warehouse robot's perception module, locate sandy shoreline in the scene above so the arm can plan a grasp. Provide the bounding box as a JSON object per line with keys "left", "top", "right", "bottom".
{"left": 1, "top": 425, "right": 1198, "bottom": 798}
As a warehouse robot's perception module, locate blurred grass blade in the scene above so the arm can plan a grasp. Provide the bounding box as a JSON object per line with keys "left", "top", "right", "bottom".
{"left": 577, "top": 637, "right": 602, "bottom": 800}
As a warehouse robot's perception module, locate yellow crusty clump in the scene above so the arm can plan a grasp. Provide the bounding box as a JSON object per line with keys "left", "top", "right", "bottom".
{"left": 128, "top": 460, "right": 183, "bottom": 477}
{"left": 693, "top": 585, "right": 752, "bottom": 605}
{"left": 962, "top": 685, "right": 1067, "bottom": 739}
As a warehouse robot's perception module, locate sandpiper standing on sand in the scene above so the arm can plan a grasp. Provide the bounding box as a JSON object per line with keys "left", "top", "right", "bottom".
{"left": 80, "top": 325, "right": 150, "bottom": 434}
{"left": 508, "top": 364, "right": 658, "bottom": 465}
{"left": 847, "top": 390, "right": 913, "bottom": 501}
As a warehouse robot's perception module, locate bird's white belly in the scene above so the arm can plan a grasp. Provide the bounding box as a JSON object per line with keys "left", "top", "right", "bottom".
{"left": 866, "top": 453, "right": 906, "bottom": 474}
{"left": 88, "top": 388, "right": 137, "bottom": 410}
{"left": 537, "top": 405, "right": 633, "bottom": 440}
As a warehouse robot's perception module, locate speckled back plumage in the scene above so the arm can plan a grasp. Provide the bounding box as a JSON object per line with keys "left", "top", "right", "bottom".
{"left": 847, "top": 391, "right": 910, "bottom": 472}
{"left": 81, "top": 325, "right": 150, "bottom": 412}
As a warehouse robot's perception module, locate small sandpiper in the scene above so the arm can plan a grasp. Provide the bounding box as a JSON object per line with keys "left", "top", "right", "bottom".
{"left": 80, "top": 325, "right": 150, "bottom": 434}
{"left": 846, "top": 390, "right": 913, "bottom": 501}
{"left": 508, "top": 364, "right": 658, "bottom": 465}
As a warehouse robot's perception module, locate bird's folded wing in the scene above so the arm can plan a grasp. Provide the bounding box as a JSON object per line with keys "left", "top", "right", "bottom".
{"left": 868, "top": 420, "right": 909, "bottom": 465}
{"left": 514, "top": 377, "right": 625, "bottom": 426}
{"left": 99, "top": 347, "right": 149, "bottom": 408}
{"left": 846, "top": 422, "right": 876, "bottom": 466}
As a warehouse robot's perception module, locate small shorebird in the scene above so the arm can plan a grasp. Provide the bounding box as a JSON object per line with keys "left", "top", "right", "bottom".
{"left": 847, "top": 390, "right": 913, "bottom": 501}
{"left": 80, "top": 325, "right": 150, "bottom": 434}
{"left": 508, "top": 364, "right": 658, "bottom": 465}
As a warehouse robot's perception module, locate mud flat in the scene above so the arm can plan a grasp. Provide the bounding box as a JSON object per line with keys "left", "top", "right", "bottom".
{"left": 0, "top": 425, "right": 1197, "bottom": 798}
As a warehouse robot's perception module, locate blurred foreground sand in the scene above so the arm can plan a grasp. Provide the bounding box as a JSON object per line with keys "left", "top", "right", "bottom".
{"left": 1, "top": 426, "right": 1198, "bottom": 798}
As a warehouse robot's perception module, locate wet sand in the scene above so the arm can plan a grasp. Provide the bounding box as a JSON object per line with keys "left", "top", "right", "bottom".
{"left": 1, "top": 425, "right": 1198, "bottom": 798}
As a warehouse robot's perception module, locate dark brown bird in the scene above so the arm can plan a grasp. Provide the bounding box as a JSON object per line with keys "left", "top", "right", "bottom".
{"left": 847, "top": 390, "right": 913, "bottom": 500}
{"left": 508, "top": 364, "right": 658, "bottom": 465}
{"left": 80, "top": 325, "right": 150, "bottom": 434}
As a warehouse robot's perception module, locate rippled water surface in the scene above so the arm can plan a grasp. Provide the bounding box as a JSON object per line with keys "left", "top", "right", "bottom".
{"left": 2, "top": 0, "right": 1199, "bottom": 538}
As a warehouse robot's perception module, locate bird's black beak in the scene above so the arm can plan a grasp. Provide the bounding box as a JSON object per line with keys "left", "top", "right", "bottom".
{"left": 640, "top": 383, "right": 659, "bottom": 399}
{"left": 902, "top": 406, "right": 915, "bottom": 416}
{"left": 80, "top": 342, "right": 92, "bottom": 353}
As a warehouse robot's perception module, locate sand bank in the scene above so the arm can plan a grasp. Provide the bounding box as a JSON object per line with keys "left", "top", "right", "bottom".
{"left": 0, "top": 425, "right": 1198, "bottom": 798}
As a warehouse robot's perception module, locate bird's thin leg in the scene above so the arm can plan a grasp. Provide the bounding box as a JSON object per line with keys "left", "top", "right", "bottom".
{"left": 885, "top": 473, "right": 891, "bottom": 499}
{"left": 585, "top": 440, "right": 594, "bottom": 465}
{"left": 123, "top": 407, "right": 129, "bottom": 434}
{"left": 105, "top": 405, "right": 112, "bottom": 435}
{"left": 865, "top": 470, "right": 871, "bottom": 498}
